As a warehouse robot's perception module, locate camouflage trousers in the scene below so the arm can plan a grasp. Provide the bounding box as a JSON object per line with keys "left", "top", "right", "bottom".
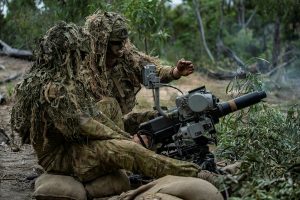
{"left": 70, "top": 97, "right": 200, "bottom": 182}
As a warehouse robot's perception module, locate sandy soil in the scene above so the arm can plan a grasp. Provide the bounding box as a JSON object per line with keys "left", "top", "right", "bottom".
{"left": 0, "top": 55, "right": 298, "bottom": 200}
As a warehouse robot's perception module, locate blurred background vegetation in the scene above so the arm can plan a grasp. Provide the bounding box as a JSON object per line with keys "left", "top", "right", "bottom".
{"left": 0, "top": 0, "right": 299, "bottom": 199}
{"left": 0, "top": 0, "right": 299, "bottom": 71}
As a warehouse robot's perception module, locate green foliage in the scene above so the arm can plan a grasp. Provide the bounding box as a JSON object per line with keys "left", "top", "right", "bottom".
{"left": 224, "top": 28, "right": 262, "bottom": 59}
{"left": 0, "top": 0, "right": 298, "bottom": 70}
{"left": 0, "top": 0, "right": 169, "bottom": 54}
{"left": 0, "top": 0, "right": 93, "bottom": 49}
{"left": 42, "top": 0, "right": 91, "bottom": 23}
{"left": 6, "top": 83, "right": 14, "bottom": 97}
{"left": 120, "top": 0, "right": 170, "bottom": 53}
{"left": 0, "top": 1, "right": 299, "bottom": 198}
{"left": 253, "top": 0, "right": 300, "bottom": 20}
{"left": 217, "top": 105, "right": 300, "bottom": 199}
{"left": 215, "top": 75, "right": 300, "bottom": 199}
{"left": 1, "top": 0, "right": 41, "bottom": 49}
{"left": 226, "top": 72, "right": 265, "bottom": 96}
{"left": 162, "top": 3, "right": 206, "bottom": 62}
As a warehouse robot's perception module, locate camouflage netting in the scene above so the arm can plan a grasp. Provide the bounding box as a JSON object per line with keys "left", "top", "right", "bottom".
{"left": 11, "top": 11, "right": 161, "bottom": 146}
{"left": 11, "top": 21, "right": 96, "bottom": 145}
{"left": 82, "top": 11, "right": 160, "bottom": 98}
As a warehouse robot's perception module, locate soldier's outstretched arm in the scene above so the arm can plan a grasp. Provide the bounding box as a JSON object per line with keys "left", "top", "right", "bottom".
{"left": 79, "top": 115, "right": 131, "bottom": 140}
{"left": 131, "top": 47, "right": 181, "bottom": 83}
{"left": 73, "top": 138, "right": 201, "bottom": 182}
{"left": 156, "top": 59, "right": 195, "bottom": 83}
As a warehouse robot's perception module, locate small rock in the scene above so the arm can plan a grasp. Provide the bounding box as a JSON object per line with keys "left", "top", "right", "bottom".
{"left": 33, "top": 165, "right": 45, "bottom": 175}
{"left": 0, "top": 64, "right": 5, "bottom": 70}
{"left": 0, "top": 93, "right": 6, "bottom": 104}
{"left": 26, "top": 165, "right": 45, "bottom": 181}
{"left": 11, "top": 145, "right": 20, "bottom": 152}
{"left": 0, "top": 128, "right": 9, "bottom": 145}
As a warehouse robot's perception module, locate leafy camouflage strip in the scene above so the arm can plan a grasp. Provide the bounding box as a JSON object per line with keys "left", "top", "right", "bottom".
{"left": 83, "top": 11, "right": 176, "bottom": 114}
{"left": 11, "top": 21, "right": 95, "bottom": 145}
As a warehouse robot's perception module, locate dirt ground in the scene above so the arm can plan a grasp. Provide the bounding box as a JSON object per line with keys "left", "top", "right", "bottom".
{"left": 0, "top": 56, "right": 38, "bottom": 200}
{"left": 0, "top": 55, "right": 298, "bottom": 200}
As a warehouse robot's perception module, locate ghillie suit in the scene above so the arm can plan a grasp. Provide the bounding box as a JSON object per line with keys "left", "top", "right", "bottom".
{"left": 11, "top": 13, "right": 201, "bottom": 183}
{"left": 11, "top": 21, "right": 96, "bottom": 145}
{"left": 83, "top": 11, "right": 178, "bottom": 133}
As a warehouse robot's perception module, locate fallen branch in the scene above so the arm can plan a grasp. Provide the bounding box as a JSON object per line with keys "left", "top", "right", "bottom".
{"left": 207, "top": 70, "right": 247, "bottom": 80}
{"left": 0, "top": 40, "right": 33, "bottom": 60}
{"left": 265, "top": 56, "right": 297, "bottom": 77}
{"left": 0, "top": 73, "right": 22, "bottom": 85}
{"left": 200, "top": 67, "right": 247, "bottom": 80}
{"left": 217, "top": 40, "right": 245, "bottom": 68}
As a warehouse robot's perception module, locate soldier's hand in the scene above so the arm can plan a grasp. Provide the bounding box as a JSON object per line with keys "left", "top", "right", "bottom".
{"left": 197, "top": 170, "right": 221, "bottom": 187}
{"left": 173, "top": 58, "right": 195, "bottom": 78}
{"left": 133, "top": 134, "right": 149, "bottom": 148}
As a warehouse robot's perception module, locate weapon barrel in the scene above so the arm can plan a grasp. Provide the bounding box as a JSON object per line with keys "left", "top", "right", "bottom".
{"left": 215, "top": 91, "right": 266, "bottom": 118}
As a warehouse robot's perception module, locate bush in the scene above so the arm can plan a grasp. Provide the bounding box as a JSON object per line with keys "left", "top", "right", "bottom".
{"left": 224, "top": 28, "right": 262, "bottom": 60}
{"left": 215, "top": 75, "right": 300, "bottom": 199}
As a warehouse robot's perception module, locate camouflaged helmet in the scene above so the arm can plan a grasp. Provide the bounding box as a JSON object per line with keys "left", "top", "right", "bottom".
{"left": 38, "top": 21, "right": 90, "bottom": 57}
{"left": 84, "top": 11, "right": 128, "bottom": 55}
{"left": 109, "top": 16, "right": 128, "bottom": 41}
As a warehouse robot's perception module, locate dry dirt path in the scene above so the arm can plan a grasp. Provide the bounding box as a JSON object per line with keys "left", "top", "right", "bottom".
{"left": 0, "top": 56, "right": 37, "bottom": 200}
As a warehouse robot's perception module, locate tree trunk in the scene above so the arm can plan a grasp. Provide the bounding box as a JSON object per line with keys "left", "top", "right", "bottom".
{"left": 144, "top": 37, "right": 148, "bottom": 54}
{"left": 272, "top": 16, "right": 281, "bottom": 68}
{"left": 216, "top": 0, "right": 225, "bottom": 60}
{"left": 192, "top": 0, "right": 215, "bottom": 62}
{"left": 237, "top": 0, "right": 245, "bottom": 28}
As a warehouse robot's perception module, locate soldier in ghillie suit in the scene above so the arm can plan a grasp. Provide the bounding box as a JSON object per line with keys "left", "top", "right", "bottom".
{"left": 83, "top": 11, "right": 195, "bottom": 135}
{"left": 11, "top": 12, "right": 223, "bottom": 200}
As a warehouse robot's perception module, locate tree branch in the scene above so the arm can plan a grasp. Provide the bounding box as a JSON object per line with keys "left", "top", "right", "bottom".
{"left": 0, "top": 40, "right": 33, "bottom": 60}
{"left": 216, "top": 39, "right": 245, "bottom": 68}
{"left": 192, "top": 0, "right": 215, "bottom": 62}
{"left": 244, "top": 8, "right": 256, "bottom": 29}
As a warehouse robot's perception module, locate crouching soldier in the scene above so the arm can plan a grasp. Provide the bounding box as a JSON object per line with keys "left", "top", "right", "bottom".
{"left": 11, "top": 12, "right": 223, "bottom": 200}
